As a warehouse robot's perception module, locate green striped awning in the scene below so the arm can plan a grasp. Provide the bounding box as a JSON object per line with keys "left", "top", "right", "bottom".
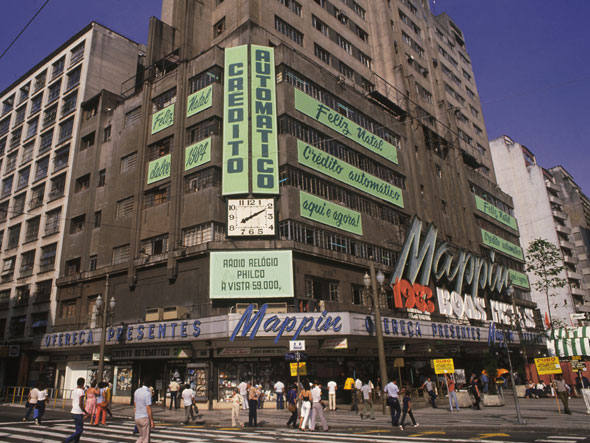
{"left": 549, "top": 338, "right": 590, "bottom": 357}
{"left": 549, "top": 327, "right": 590, "bottom": 340}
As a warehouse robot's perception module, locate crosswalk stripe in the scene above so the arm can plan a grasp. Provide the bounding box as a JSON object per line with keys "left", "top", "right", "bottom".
{"left": 0, "top": 426, "right": 116, "bottom": 443}
{"left": 5, "top": 436, "right": 61, "bottom": 443}
{"left": 546, "top": 438, "right": 586, "bottom": 440}
{"left": 53, "top": 424, "right": 210, "bottom": 442}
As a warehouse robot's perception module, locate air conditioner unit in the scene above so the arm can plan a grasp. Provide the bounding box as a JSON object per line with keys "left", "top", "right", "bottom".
{"left": 265, "top": 302, "right": 288, "bottom": 314}
{"left": 145, "top": 307, "right": 163, "bottom": 322}
{"left": 235, "top": 303, "right": 258, "bottom": 314}
{"left": 163, "top": 305, "right": 188, "bottom": 320}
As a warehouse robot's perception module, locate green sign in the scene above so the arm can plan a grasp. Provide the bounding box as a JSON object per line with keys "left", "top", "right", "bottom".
{"left": 474, "top": 195, "right": 518, "bottom": 231}
{"left": 209, "top": 250, "right": 294, "bottom": 299}
{"left": 297, "top": 140, "right": 404, "bottom": 208}
{"left": 481, "top": 229, "right": 524, "bottom": 260}
{"left": 299, "top": 191, "right": 362, "bottom": 235}
{"left": 222, "top": 46, "right": 249, "bottom": 195}
{"left": 251, "top": 45, "right": 279, "bottom": 194}
{"left": 147, "top": 154, "right": 171, "bottom": 184}
{"left": 508, "top": 269, "right": 530, "bottom": 289}
{"left": 151, "top": 103, "right": 175, "bottom": 134}
{"left": 186, "top": 84, "right": 213, "bottom": 118}
{"left": 294, "top": 89, "right": 398, "bottom": 164}
{"left": 185, "top": 137, "right": 211, "bottom": 171}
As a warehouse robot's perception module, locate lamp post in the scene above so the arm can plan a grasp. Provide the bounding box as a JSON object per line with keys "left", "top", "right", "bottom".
{"left": 363, "top": 261, "right": 389, "bottom": 414}
{"left": 507, "top": 285, "right": 530, "bottom": 380}
{"left": 95, "top": 274, "right": 115, "bottom": 385}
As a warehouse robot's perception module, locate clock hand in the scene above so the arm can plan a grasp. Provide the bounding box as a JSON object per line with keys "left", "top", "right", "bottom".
{"left": 240, "top": 208, "right": 266, "bottom": 223}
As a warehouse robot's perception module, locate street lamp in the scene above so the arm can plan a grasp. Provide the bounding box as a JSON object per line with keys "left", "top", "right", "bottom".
{"left": 363, "top": 261, "right": 389, "bottom": 414}
{"left": 95, "top": 274, "right": 115, "bottom": 385}
{"left": 507, "top": 285, "right": 530, "bottom": 380}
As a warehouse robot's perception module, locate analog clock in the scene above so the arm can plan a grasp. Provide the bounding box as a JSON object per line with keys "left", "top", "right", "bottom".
{"left": 227, "top": 198, "right": 276, "bottom": 237}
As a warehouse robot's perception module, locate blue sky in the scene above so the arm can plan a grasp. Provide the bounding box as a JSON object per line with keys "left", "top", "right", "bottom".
{"left": 1, "top": 0, "right": 588, "bottom": 193}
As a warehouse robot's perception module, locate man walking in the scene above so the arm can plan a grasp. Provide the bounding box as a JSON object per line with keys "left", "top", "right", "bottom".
{"left": 65, "top": 377, "right": 87, "bottom": 443}
{"left": 384, "top": 379, "right": 401, "bottom": 427}
{"left": 169, "top": 379, "right": 180, "bottom": 409}
{"left": 238, "top": 380, "right": 249, "bottom": 410}
{"left": 274, "top": 380, "right": 285, "bottom": 409}
{"left": 360, "top": 380, "right": 374, "bottom": 420}
{"left": 181, "top": 384, "right": 196, "bottom": 424}
{"left": 421, "top": 377, "right": 437, "bottom": 408}
{"left": 247, "top": 383, "right": 260, "bottom": 427}
{"left": 327, "top": 379, "right": 337, "bottom": 411}
{"left": 134, "top": 378, "right": 154, "bottom": 443}
{"left": 230, "top": 388, "right": 243, "bottom": 427}
{"left": 22, "top": 383, "right": 39, "bottom": 422}
{"left": 309, "top": 382, "right": 328, "bottom": 431}
{"left": 554, "top": 374, "right": 571, "bottom": 414}
{"left": 34, "top": 384, "right": 48, "bottom": 424}
{"left": 351, "top": 377, "right": 362, "bottom": 412}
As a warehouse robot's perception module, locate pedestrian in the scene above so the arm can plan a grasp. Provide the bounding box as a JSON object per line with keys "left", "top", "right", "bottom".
{"left": 134, "top": 377, "right": 155, "bottom": 443}
{"left": 327, "top": 379, "right": 337, "bottom": 411}
{"left": 247, "top": 382, "right": 261, "bottom": 427}
{"left": 230, "top": 388, "right": 243, "bottom": 427}
{"left": 446, "top": 375, "right": 459, "bottom": 411}
{"left": 309, "top": 382, "right": 329, "bottom": 431}
{"left": 33, "top": 384, "right": 48, "bottom": 425}
{"left": 238, "top": 380, "right": 249, "bottom": 410}
{"left": 274, "top": 380, "right": 285, "bottom": 409}
{"left": 351, "top": 377, "right": 362, "bottom": 412}
{"left": 105, "top": 382, "right": 113, "bottom": 418}
{"left": 257, "top": 384, "right": 265, "bottom": 409}
{"left": 553, "top": 374, "right": 571, "bottom": 414}
{"left": 93, "top": 382, "right": 108, "bottom": 426}
{"left": 496, "top": 375, "right": 505, "bottom": 398}
{"left": 85, "top": 381, "right": 98, "bottom": 423}
{"left": 470, "top": 374, "right": 481, "bottom": 410}
{"left": 481, "top": 370, "right": 489, "bottom": 394}
{"left": 65, "top": 377, "right": 88, "bottom": 443}
{"left": 360, "top": 380, "right": 375, "bottom": 420}
{"left": 169, "top": 379, "right": 180, "bottom": 409}
{"left": 181, "top": 384, "right": 196, "bottom": 424}
{"left": 299, "top": 382, "right": 312, "bottom": 430}
{"left": 384, "top": 379, "right": 401, "bottom": 427}
{"left": 22, "top": 383, "right": 39, "bottom": 422}
{"left": 421, "top": 377, "right": 437, "bottom": 408}
{"left": 286, "top": 385, "right": 298, "bottom": 428}
{"left": 399, "top": 387, "right": 419, "bottom": 430}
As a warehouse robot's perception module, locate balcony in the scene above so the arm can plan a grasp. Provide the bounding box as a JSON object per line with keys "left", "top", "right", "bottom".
{"left": 559, "top": 238, "right": 575, "bottom": 250}
{"left": 562, "top": 254, "right": 576, "bottom": 265}
{"left": 548, "top": 194, "right": 562, "bottom": 205}
{"left": 567, "top": 269, "right": 583, "bottom": 281}
{"left": 555, "top": 224, "right": 571, "bottom": 235}
{"left": 571, "top": 286, "right": 586, "bottom": 297}
{"left": 545, "top": 180, "right": 560, "bottom": 193}
{"left": 552, "top": 209, "right": 566, "bottom": 219}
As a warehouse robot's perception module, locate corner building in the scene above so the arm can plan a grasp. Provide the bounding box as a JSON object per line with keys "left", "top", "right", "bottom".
{"left": 44, "top": 0, "right": 543, "bottom": 403}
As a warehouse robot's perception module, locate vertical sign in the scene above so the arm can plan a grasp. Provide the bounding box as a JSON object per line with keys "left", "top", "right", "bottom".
{"left": 250, "top": 45, "right": 278, "bottom": 194}
{"left": 222, "top": 46, "right": 249, "bottom": 195}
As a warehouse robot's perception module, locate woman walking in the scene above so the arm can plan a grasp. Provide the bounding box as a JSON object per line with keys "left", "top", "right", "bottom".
{"left": 299, "top": 382, "right": 312, "bottom": 431}
{"left": 93, "top": 382, "right": 108, "bottom": 425}
{"left": 399, "top": 388, "right": 419, "bottom": 430}
{"left": 286, "top": 385, "right": 298, "bottom": 428}
{"left": 85, "top": 381, "right": 98, "bottom": 424}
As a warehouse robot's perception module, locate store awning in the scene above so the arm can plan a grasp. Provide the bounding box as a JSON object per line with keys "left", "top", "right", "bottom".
{"left": 547, "top": 327, "right": 590, "bottom": 357}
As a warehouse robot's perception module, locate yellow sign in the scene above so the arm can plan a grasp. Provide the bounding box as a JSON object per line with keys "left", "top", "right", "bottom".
{"left": 394, "top": 358, "right": 405, "bottom": 368}
{"left": 344, "top": 377, "right": 355, "bottom": 390}
{"left": 290, "top": 362, "right": 307, "bottom": 377}
{"left": 433, "top": 358, "right": 455, "bottom": 374}
{"left": 534, "top": 357, "right": 562, "bottom": 375}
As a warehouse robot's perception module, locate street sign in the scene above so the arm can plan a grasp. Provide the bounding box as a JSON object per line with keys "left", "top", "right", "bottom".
{"left": 571, "top": 356, "right": 586, "bottom": 371}
{"left": 433, "top": 358, "right": 455, "bottom": 374}
{"left": 570, "top": 313, "right": 586, "bottom": 320}
{"left": 393, "top": 357, "right": 405, "bottom": 368}
{"left": 289, "top": 340, "right": 305, "bottom": 351}
{"left": 290, "top": 362, "right": 307, "bottom": 376}
{"left": 534, "top": 357, "right": 562, "bottom": 375}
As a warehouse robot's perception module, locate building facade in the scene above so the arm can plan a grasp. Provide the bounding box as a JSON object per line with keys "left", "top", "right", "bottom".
{"left": 0, "top": 23, "right": 144, "bottom": 386}
{"left": 5, "top": 1, "right": 544, "bottom": 400}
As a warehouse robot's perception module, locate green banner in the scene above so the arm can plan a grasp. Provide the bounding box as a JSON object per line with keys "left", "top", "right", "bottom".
{"left": 297, "top": 140, "right": 404, "bottom": 208}
{"left": 147, "top": 154, "right": 171, "bottom": 184}
{"left": 481, "top": 229, "right": 524, "bottom": 260}
{"left": 474, "top": 195, "right": 518, "bottom": 231}
{"left": 222, "top": 46, "right": 249, "bottom": 195}
{"left": 294, "top": 89, "right": 398, "bottom": 164}
{"left": 299, "top": 191, "right": 362, "bottom": 235}
{"left": 508, "top": 269, "right": 530, "bottom": 289}
{"left": 251, "top": 45, "right": 279, "bottom": 194}
{"left": 185, "top": 137, "right": 211, "bottom": 171}
{"left": 151, "top": 103, "right": 175, "bottom": 134}
{"left": 186, "top": 84, "right": 213, "bottom": 117}
{"left": 209, "top": 250, "right": 294, "bottom": 299}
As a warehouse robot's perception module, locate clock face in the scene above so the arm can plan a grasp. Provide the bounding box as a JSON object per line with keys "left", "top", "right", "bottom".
{"left": 227, "top": 198, "right": 276, "bottom": 237}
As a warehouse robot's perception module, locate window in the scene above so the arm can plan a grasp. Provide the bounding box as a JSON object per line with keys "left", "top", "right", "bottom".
{"left": 2, "top": 175, "right": 13, "bottom": 197}
{"left": 144, "top": 186, "right": 169, "bottom": 208}
{"left": 147, "top": 137, "right": 172, "bottom": 161}
{"left": 29, "top": 184, "right": 44, "bottom": 209}
{"left": 66, "top": 66, "right": 81, "bottom": 90}
{"left": 21, "top": 142, "right": 34, "bottom": 164}
{"left": 34, "top": 71, "right": 46, "bottom": 91}
{"left": 94, "top": 210, "right": 101, "bottom": 228}
{"left": 401, "top": 31, "right": 424, "bottom": 57}
{"left": 184, "top": 168, "right": 221, "bottom": 193}
{"left": 188, "top": 67, "right": 222, "bottom": 93}
{"left": 60, "top": 300, "right": 77, "bottom": 319}
{"left": 19, "top": 250, "right": 35, "bottom": 277}
{"left": 469, "top": 105, "right": 479, "bottom": 119}
{"left": 26, "top": 117, "right": 39, "bottom": 140}
{"left": 415, "top": 83, "right": 432, "bottom": 103}
{"left": 103, "top": 125, "right": 111, "bottom": 142}
{"left": 44, "top": 207, "right": 61, "bottom": 235}
{"left": 314, "top": 44, "right": 331, "bottom": 65}
{"left": 83, "top": 101, "right": 98, "bottom": 120}
{"left": 58, "top": 118, "right": 74, "bottom": 143}
{"left": 52, "top": 57, "right": 65, "bottom": 79}
{"left": 97, "top": 169, "right": 106, "bottom": 187}
{"left": 337, "top": 35, "right": 352, "bottom": 54}
{"left": 7, "top": 224, "right": 21, "bottom": 249}
{"left": 120, "top": 152, "right": 137, "bottom": 173}
{"left": 39, "top": 129, "right": 54, "bottom": 153}
{"left": 9, "top": 315, "right": 26, "bottom": 337}
{"left": 65, "top": 257, "right": 81, "bottom": 276}
{"left": 6, "top": 152, "right": 17, "bottom": 173}
{"left": 112, "top": 244, "right": 130, "bottom": 265}
{"left": 15, "top": 286, "right": 30, "bottom": 305}
{"left": 2, "top": 257, "right": 16, "bottom": 276}
{"left": 399, "top": 9, "right": 421, "bottom": 37}
{"left": 49, "top": 173, "right": 66, "bottom": 200}
{"left": 124, "top": 107, "right": 142, "bottom": 127}
{"left": 34, "top": 280, "right": 52, "bottom": 303}
{"left": 61, "top": 91, "right": 78, "bottom": 116}
{"left": 12, "top": 193, "right": 26, "bottom": 217}
{"left": 35, "top": 156, "right": 49, "bottom": 181}
{"left": 0, "top": 117, "right": 10, "bottom": 136}
{"left": 89, "top": 255, "right": 97, "bottom": 271}
{"left": 187, "top": 118, "right": 221, "bottom": 143}
{"left": 30, "top": 93, "right": 43, "bottom": 115}
{"left": 274, "top": 16, "right": 303, "bottom": 46}
{"left": 312, "top": 15, "right": 329, "bottom": 36}
{"left": 213, "top": 17, "right": 225, "bottom": 37}
{"left": 277, "top": 0, "right": 302, "bottom": 15}
{"left": 17, "top": 167, "right": 30, "bottom": 190}
{"left": 80, "top": 132, "right": 95, "bottom": 150}
{"left": 47, "top": 80, "right": 61, "bottom": 104}
{"left": 2, "top": 95, "right": 14, "bottom": 115}
{"left": 15, "top": 106, "right": 26, "bottom": 126}
{"left": 0, "top": 202, "right": 8, "bottom": 222}
{"left": 338, "top": 61, "right": 354, "bottom": 79}
{"left": 39, "top": 243, "right": 57, "bottom": 272}
{"left": 31, "top": 312, "right": 48, "bottom": 335}
{"left": 152, "top": 88, "right": 176, "bottom": 112}
{"left": 10, "top": 126, "right": 22, "bottom": 148}
{"left": 116, "top": 196, "right": 134, "bottom": 218}
{"left": 75, "top": 174, "right": 90, "bottom": 192}
{"left": 18, "top": 84, "right": 30, "bottom": 104}
{"left": 465, "top": 86, "right": 475, "bottom": 99}
{"left": 352, "top": 284, "right": 363, "bottom": 305}
{"left": 182, "top": 222, "right": 225, "bottom": 247}
{"left": 69, "top": 214, "right": 85, "bottom": 234}
{"left": 141, "top": 234, "right": 169, "bottom": 256}
{"left": 24, "top": 216, "right": 40, "bottom": 242}
{"left": 462, "top": 68, "right": 472, "bottom": 82}
{"left": 70, "top": 42, "right": 85, "bottom": 66}
{"left": 473, "top": 123, "right": 483, "bottom": 136}
{"left": 53, "top": 145, "right": 69, "bottom": 172}
{"left": 0, "top": 136, "right": 5, "bottom": 155}
{"left": 328, "top": 281, "right": 339, "bottom": 301}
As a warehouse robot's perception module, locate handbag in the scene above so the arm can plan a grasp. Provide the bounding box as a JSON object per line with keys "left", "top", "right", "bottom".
{"left": 288, "top": 402, "right": 296, "bottom": 413}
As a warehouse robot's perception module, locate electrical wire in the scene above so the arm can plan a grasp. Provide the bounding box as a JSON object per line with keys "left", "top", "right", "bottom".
{"left": 0, "top": 0, "right": 52, "bottom": 61}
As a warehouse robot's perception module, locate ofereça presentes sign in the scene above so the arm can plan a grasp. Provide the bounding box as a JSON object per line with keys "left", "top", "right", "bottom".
{"left": 185, "top": 137, "right": 211, "bottom": 171}
{"left": 147, "top": 154, "right": 171, "bottom": 184}
{"left": 294, "top": 89, "right": 399, "bottom": 164}
{"left": 222, "top": 45, "right": 249, "bottom": 195}
{"left": 508, "top": 269, "right": 530, "bottom": 289}
{"left": 209, "top": 250, "right": 294, "bottom": 299}
{"left": 151, "top": 103, "right": 175, "bottom": 134}
{"left": 297, "top": 140, "right": 404, "bottom": 208}
{"left": 299, "top": 191, "right": 362, "bottom": 235}
{"left": 474, "top": 195, "right": 518, "bottom": 231}
{"left": 250, "top": 45, "right": 278, "bottom": 194}
{"left": 481, "top": 228, "right": 524, "bottom": 260}
{"left": 186, "top": 84, "right": 213, "bottom": 118}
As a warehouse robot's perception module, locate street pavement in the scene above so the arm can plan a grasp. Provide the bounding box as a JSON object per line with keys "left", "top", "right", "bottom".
{"left": 0, "top": 394, "right": 589, "bottom": 442}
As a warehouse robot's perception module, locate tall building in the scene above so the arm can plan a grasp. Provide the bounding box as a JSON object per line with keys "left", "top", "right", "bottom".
{"left": 11, "top": 1, "right": 543, "bottom": 397}
{"left": 0, "top": 23, "right": 144, "bottom": 386}
{"left": 489, "top": 135, "right": 584, "bottom": 326}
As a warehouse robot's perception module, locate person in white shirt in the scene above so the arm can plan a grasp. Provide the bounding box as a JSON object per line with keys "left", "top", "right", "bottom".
{"left": 327, "top": 380, "right": 337, "bottom": 411}
{"left": 181, "top": 384, "right": 196, "bottom": 424}
{"left": 230, "top": 388, "right": 244, "bottom": 427}
{"left": 384, "top": 379, "right": 401, "bottom": 427}
{"left": 65, "top": 377, "right": 88, "bottom": 443}
{"left": 238, "top": 381, "right": 249, "bottom": 410}
{"left": 134, "top": 378, "right": 154, "bottom": 443}
{"left": 274, "top": 380, "right": 285, "bottom": 409}
{"left": 309, "top": 382, "right": 329, "bottom": 431}
{"left": 22, "top": 383, "right": 39, "bottom": 422}
{"left": 360, "top": 381, "right": 374, "bottom": 420}
{"left": 351, "top": 377, "right": 362, "bottom": 413}
{"left": 34, "top": 385, "right": 48, "bottom": 424}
